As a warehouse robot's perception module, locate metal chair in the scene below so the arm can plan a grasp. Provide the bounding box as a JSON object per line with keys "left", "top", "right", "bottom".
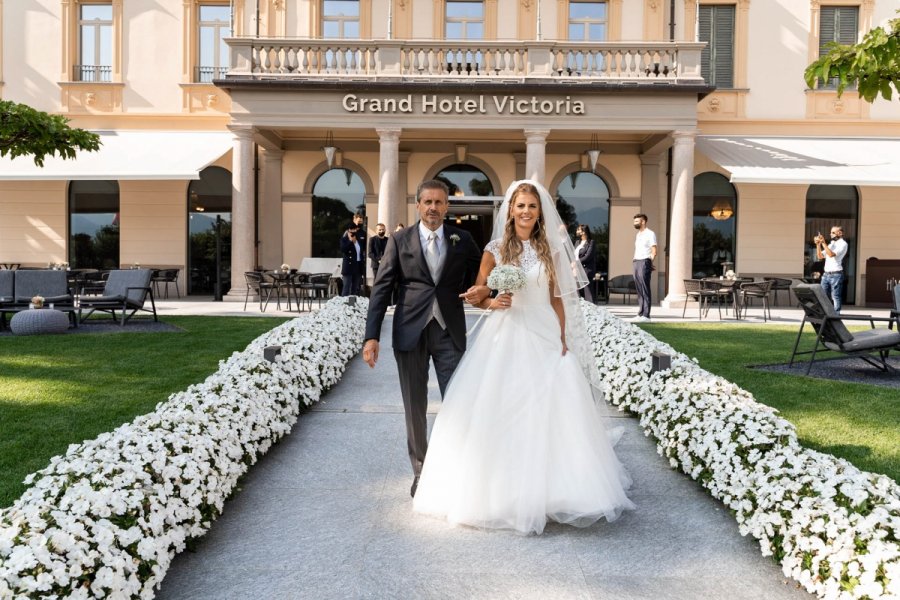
{"left": 739, "top": 280, "right": 773, "bottom": 321}
{"left": 300, "top": 273, "right": 332, "bottom": 310}
{"left": 243, "top": 271, "right": 275, "bottom": 312}
{"left": 682, "top": 279, "right": 721, "bottom": 320}
{"left": 152, "top": 268, "right": 181, "bottom": 299}
{"left": 763, "top": 277, "right": 794, "bottom": 306}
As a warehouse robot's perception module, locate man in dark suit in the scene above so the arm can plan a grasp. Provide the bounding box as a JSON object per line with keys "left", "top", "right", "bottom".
{"left": 368, "top": 222, "right": 388, "bottom": 279}
{"left": 363, "top": 180, "right": 483, "bottom": 497}
{"left": 340, "top": 223, "right": 364, "bottom": 296}
{"left": 351, "top": 212, "right": 367, "bottom": 291}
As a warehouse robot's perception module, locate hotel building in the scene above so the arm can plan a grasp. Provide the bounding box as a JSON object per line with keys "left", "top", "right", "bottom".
{"left": 1, "top": 0, "right": 899, "bottom": 306}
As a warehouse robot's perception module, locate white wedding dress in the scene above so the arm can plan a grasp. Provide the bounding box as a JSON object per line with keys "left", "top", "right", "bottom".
{"left": 412, "top": 239, "right": 634, "bottom": 535}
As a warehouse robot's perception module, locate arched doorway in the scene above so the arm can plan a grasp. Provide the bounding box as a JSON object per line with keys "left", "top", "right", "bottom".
{"left": 187, "top": 166, "right": 231, "bottom": 295}
{"left": 693, "top": 172, "right": 737, "bottom": 278}
{"left": 805, "top": 184, "right": 858, "bottom": 304}
{"left": 312, "top": 168, "right": 366, "bottom": 257}
{"left": 435, "top": 164, "right": 495, "bottom": 249}
{"left": 68, "top": 180, "right": 120, "bottom": 269}
{"left": 554, "top": 171, "right": 611, "bottom": 278}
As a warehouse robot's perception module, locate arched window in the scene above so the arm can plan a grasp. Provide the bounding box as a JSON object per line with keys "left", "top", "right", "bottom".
{"left": 805, "top": 185, "right": 858, "bottom": 304}
{"left": 312, "top": 168, "right": 366, "bottom": 258}
{"left": 188, "top": 166, "right": 232, "bottom": 295}
{"left": 555, "top": 171, "right": 610, "bottom": 276}
{"left": 434, "top": 164, "right": 493, "bottom": 197}
{"left": 693, "top": 172, "right": 737, "bottom": 278}
{"left": 68, "top": 180, "right": 120, "bottom": 269}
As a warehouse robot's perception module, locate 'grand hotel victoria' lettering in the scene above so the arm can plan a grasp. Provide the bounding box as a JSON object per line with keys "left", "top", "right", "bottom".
{"left": 342, "top": 94, "right": 586, "bottom": 115}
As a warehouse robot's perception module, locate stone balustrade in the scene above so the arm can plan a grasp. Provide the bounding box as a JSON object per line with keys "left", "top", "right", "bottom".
{"left": 226, "top": 38, "right": 705, "bottom": 84}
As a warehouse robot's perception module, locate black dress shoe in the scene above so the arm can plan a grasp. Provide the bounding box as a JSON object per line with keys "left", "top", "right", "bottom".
{"left": 410, "top": 475, "right": 420, "bottom": 498}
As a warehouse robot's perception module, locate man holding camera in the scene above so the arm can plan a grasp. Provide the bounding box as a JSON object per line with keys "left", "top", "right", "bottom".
{"left": 341, "top": 223, "right": 365, "bottom": 296}
{"left": 814, "top": 226, "right": 848, "bottom": 312}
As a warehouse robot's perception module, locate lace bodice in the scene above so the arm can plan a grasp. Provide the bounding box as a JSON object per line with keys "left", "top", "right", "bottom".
{"left": 485, "top": 238, "right": 540, "bottom": 273}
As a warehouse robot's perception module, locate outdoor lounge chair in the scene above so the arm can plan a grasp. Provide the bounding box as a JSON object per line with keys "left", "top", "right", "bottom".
{"left": 890, "top": 284, "right": 900, "bottom": 330}
{"left": 0, "top": 270, "right": 13, "bottom": 304}
{"left": 78, "top": 269, "right": 157, "bottom": 326}
{"left": 607, "top": 275, "right": 636, "bottom": 304}
{"left": 12, "top": 269, "right": 72, "bottom": 306}
{"left": 789, "top": 283, "right": 900, "bottom": 375}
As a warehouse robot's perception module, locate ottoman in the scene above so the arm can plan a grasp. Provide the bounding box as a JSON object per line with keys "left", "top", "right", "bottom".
{"left": 10, "top": 308, "right": 70, "bottom": 336}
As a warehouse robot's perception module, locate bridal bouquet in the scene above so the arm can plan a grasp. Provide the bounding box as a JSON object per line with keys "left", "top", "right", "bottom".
{"left": 487, "top": 264, "right": 526, "bottom": 294}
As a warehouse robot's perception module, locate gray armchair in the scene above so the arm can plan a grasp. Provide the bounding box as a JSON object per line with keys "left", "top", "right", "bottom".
{"left": 607, "top": 275, "right": 637, "bottom": 304}
{"left": 13, "top": 270, "right": 72, "bottom": 306}
{"left": 78, "top": 269, "right": 157, "bottom": 326}
{"left": 0, "top": 270, "right": 13, "bottom": 304}
{"left": 789, "top": 284, "right": 900, "bottom": 375}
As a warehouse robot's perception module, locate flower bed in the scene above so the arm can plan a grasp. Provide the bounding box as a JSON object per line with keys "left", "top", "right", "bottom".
{"left": 0, "top": 297, "right": 367, "bottom": 599}
{"left": 583, "top": 303, "right": 899, "bottom": 600}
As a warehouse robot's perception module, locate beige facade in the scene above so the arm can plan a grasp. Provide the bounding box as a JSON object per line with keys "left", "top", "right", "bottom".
{"left": 1, "top": 0, "right": 899, "bottom": 304}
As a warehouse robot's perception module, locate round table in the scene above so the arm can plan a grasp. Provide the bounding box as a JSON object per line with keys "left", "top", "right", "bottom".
{"left": 9, "top": 308, "right": 70, "bottom": 336}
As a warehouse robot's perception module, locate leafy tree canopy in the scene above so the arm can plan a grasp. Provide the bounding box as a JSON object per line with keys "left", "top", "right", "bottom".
{"left": 0, "top": 100, "right": 101, "bottom": 166}
{"left": 805, "top": 15, "right": 900, "bottom": 102}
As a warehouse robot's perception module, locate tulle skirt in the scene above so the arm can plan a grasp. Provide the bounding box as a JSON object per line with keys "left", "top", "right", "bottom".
{"left": 412, "top": 303, "right": 634, "bottom": 535}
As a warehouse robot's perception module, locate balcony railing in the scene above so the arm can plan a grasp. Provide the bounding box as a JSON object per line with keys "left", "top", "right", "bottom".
{"left": 195, "top": 66, "right": 229, "bottom": 83}
{"left": 226, "top": 39, "right": 705, "bottom": 85}
{"left": 73, "top": 65, "right": 112, "bottom": 82}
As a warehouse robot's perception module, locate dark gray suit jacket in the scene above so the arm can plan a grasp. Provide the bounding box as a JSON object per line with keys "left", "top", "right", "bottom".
{"left": 365, "top": 224, "right": 482, "bottom": 352}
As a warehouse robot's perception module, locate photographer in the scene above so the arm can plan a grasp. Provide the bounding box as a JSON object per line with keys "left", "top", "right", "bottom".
{"left": 340, "top": 223, "right": 364, "bottom": 296}
{"left": 814, "top": 226, "right": 848, "bottom": 312}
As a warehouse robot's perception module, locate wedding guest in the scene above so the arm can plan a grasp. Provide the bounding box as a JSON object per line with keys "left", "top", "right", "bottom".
{"left": 575, "top": 224, "right": 596, "bottom": 303}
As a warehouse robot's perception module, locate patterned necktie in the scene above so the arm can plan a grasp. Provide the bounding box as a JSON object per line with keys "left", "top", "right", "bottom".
{"left": 425, "top": 232, "right": 446, "bottom": 328}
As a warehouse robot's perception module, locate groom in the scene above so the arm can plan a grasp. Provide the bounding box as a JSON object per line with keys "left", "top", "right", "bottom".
{"left": 362, "top": 180, "right": 483, "bottom": 497}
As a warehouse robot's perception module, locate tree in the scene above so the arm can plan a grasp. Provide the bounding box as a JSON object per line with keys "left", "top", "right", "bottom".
{"left": 805, "top": 15, "right": 900, "bottom": 102}
{"left": 0, "top": 100, "right": 101, "bottom": 166}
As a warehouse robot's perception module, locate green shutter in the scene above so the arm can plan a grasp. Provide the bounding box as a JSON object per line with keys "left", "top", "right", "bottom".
{"left": 699, "top": 5, "right": 734, "bottom": 89}
{"left": 819, "top": 6, "right": 858, "bottom": 87}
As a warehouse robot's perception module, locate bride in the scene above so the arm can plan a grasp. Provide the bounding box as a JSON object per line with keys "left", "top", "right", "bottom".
{"left": 412, "top": 179, "right": 634, "bottom": 535}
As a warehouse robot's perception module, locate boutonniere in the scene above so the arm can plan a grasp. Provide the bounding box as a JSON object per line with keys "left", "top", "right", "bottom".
{"left": 449, "top": 234, "right": 460, "bottom": 247}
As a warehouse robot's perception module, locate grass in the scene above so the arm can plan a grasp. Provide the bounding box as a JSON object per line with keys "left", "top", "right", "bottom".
{"left": 0, "top": 316, "right": 289, "bottom": 508}
{"left": 644, "top": 323, "right": 900, "bottom": 483}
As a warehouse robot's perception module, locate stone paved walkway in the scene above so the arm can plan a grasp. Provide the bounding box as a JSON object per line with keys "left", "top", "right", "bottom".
{"left": 157, "top": 315, "right": 814, "bottom": 600}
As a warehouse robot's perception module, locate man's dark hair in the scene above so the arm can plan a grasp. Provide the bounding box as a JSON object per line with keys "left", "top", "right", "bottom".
{"left": 634, "top": 213, "right": 648, "bottom": 221}
{"left": 416, "top": 179, "right": 449, "bottom": 202}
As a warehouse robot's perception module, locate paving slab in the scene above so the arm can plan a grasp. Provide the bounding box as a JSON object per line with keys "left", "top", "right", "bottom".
{"left": 156, "top": 315, "right": 813, "bottom": 600}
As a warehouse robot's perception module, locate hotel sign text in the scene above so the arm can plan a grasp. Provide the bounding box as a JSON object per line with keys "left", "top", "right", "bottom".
{"left": 341, "top": 94, "right": 586, "bottom": 115}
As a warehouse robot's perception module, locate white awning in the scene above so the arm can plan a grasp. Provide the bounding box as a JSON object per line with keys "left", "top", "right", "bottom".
{"left": 0, "top": 131, "right": 232, "bottom": 180}
{"left": 696, "top": 136, "right": 900, "bottom": 187}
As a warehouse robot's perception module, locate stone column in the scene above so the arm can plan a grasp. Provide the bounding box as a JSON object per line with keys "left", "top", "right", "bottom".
{"left": 640, "top": 152, "right": 665, "bottom": 302}
{"left": 524, "top": 129, "right": 550, "bottom": 185}
{"left": 376, "top": 127, "right": 402, "bottom": 232}
{"left": 258, "top": 148, "right": 284, "bottom": 271}
{"left": 225, "top": 125, "right": 256, "bottom": 301}
{"left": 663, "top": 131, "right": 696, "bottom": 307}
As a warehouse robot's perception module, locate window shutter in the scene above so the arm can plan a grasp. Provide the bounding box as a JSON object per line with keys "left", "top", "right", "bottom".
{"left": 836, "top": 7, "right": 858, "bottom": 45}
{"left": 713, "top": 6, "right": 735, "bottom": 89}
{"left": 818, "top": 6, "right": 858, "bottom": 87}
{"left": 699, "top": 6, "right": 712, "bottom": 84}
{"left": 699, "top": 5, "right": 734, "bottom": 88}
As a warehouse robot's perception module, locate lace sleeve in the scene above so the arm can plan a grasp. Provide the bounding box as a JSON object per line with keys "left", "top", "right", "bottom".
{"left": 484, "top": 239, "right": 502, "bottom": 263}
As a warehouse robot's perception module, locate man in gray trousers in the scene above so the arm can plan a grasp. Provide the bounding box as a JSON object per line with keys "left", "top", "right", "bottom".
{"left": 362, "top": 180, "right": 483, "bottom": 497}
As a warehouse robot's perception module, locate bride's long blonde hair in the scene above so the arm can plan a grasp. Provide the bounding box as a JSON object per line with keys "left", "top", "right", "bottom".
{"left": 499, "top": 182, "right": 556, "bottom": 286}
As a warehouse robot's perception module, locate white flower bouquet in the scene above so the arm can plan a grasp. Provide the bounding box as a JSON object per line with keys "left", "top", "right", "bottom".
{"left": 487, "top": 264, "right": 526, "bottom": 294}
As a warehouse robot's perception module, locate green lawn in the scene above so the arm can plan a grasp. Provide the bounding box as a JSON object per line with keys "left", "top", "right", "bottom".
{"left": 645, "top": 323, "right": 900, "bottom": 483}
{"left": 0, "top": 316, "right": 289, "bottom": 508}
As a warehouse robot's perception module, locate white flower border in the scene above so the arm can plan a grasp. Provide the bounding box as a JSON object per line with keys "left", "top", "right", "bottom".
{"left": 0, "top": 297, "right": 368, "bottom": 599}
{"left": 583, "top": 303, "right": 900, "bottom": 600}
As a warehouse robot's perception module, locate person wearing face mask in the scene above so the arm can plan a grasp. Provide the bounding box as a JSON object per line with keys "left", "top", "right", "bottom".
{"left": 631, "top": 214, "right": 657, "bottom": 323}
{"left": 368, "top": 222, "right": 388, "bottom": 278}
{"left": 814, "top": 226, "right": 849, "bottom": 312}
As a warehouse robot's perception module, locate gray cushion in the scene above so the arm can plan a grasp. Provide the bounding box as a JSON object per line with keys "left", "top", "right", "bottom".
{"left": 793, "top": 284, "right": 854, "bottom": 344}
{"left": 894, "top": 284, "right": 900, "bottom": 312}
{"left": 0, "top": 271, "right": 13, "bottom": 301}
{"left": 825, "top": 328, "right": 900, "bottom": 352}
{"left": 13, "top": 270, "right": 69, "bottom": 302}
{"left": 103, "top": 269, "right": 152, "bottom": 303}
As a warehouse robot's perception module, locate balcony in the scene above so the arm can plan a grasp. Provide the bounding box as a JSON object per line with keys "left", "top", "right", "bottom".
{"left": 225, "top": 38, "right": 706, "bottom": 87}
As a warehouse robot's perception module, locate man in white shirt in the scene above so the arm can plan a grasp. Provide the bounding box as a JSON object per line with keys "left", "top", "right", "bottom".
{"left": 815, "top": 225, "right": 849, "bottom": 312}
{"left": 631, "top": 213, "right": 657, "bottom": 322}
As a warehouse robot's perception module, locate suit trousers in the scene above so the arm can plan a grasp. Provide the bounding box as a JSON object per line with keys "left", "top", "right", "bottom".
{"left": 633, "top": 258, "right": 653, "bottom": 318}
{"left": 393, "top": 319, "right": 464, "bottom": 476}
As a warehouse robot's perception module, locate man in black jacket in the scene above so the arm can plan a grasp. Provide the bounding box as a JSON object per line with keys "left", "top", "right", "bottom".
{"left": 368, "top": 222, "right": 388, "bottom": 279}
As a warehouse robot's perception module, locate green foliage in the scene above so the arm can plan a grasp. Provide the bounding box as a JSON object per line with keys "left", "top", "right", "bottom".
{"left": 805, "top": 15, "right": 900, "bottom": 102}
{"left": 0, "top": 100, "right": 101, "bottom": 166}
